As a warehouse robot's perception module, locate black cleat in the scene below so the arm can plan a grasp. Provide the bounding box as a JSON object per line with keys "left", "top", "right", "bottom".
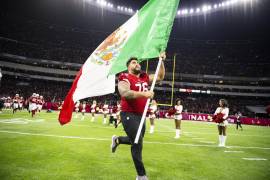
{"left": 111, "top": 135, "right": 119, "bottom": 153}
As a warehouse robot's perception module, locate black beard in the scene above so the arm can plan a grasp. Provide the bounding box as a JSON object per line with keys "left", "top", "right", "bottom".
{"left": 132, "top": 69, "right": 141, "bottom": 75}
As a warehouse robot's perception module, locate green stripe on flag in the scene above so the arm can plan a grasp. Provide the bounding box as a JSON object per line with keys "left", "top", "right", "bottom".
{"left": 109, "top": 0, "right": 180, "bottom": 75}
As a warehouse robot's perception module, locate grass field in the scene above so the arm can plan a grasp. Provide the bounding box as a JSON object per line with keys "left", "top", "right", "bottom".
{"left": 0, "top": 110, "right": 269, "bottom": 180}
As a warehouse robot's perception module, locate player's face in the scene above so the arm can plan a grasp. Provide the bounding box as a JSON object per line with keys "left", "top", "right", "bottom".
{"left": 129, "top": 60, "right": 141, "bottom": 75}
{"left": 177, "top": 100, "right": 181, "bottom": 105}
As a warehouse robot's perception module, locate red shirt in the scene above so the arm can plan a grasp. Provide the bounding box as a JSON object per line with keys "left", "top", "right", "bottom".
{"left": 29, "top": 96, "right": 37, "bottom": 103}
{"left": 13, "top": 97, "right": 20, "bottom": 103}
{"left": 118, "top": 72, "right": 149, "bottom": 115}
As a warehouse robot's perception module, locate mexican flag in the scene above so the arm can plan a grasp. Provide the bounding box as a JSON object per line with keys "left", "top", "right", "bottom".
{"left": 58, "top": 0, "right": 180, "bottom": 125}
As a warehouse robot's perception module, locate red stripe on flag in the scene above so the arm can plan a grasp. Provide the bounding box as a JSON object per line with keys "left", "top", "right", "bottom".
{"left": 58, "top": 67, "right": 83, "bottom": 125}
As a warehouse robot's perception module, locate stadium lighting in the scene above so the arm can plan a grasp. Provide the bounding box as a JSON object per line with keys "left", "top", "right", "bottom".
{"left": 181, "top": 9, "right": 188, "bottom": 15}
{"left": 202, "top": 5, "right": 209, "bottom": 12}
{"left": 83, "top": 0, "right": 257, "bottom": 18}
{"left": 176, "top": 0, "right": 256, "bottom": 17}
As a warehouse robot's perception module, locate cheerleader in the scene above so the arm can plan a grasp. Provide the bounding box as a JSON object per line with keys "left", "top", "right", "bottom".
{"left": 74, "top": 101, "right": 80, "bottom": 118}
{"left": 149, "top": 100, "right": 158, "bottom": 134}
{"left": 213, "top": 99, "right": 229, "bottom": 147}
{"left": 109, "top": 103, "right": 118, "bottom": 127}
{"left": 81, "top": 101, "right": 86, "bottom": 120}
{"left": 103, "top": 102, "right": 109, "bottom": 124}
{"left": 174, "top": 99, "right": 183, "bottom": 139}
{"left": 12, "top": 94, "right": 20, "bottom": 114}
{"left": 90, "top": 100, "right": 97, "bottom": 122}
{"left": 115, "top": 101, "right": 121, "bottom": 128}
{"left": 19, "top": 96, "right": 24, "bottom": 111}
{"left": 29, "top": 94, "right": 38, "bottom": 117}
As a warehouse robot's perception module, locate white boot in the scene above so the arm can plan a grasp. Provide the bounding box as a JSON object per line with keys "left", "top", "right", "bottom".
{"left": 222, "top": 136, "right": 227, "bottom": 147}
{"left": 103, "top": 118, "right": 107, "bottom": 124}
{"left": 91, "top": 117, "right": 95, "bottom": 122}
{"left": 218, "top": 135, "right": 222, "bottom": 147}
{"left": 149, "top": 125, "right": 154, "bottom": 134}
{"left": 174, "top": 129, "right": 180, "bottom": 139}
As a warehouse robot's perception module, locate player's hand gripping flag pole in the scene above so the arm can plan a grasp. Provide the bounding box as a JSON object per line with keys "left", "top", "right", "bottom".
{"left": 58, "top": 0, "right": 179, "bottom": 125}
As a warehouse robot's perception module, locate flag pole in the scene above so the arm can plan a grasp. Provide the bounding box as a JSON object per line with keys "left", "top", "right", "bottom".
{"left": 134, "top": 56, "right": 163, "bottom": 144}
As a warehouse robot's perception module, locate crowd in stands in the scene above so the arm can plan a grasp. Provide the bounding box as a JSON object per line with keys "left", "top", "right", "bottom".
{"left": 1, "top": 76, "right": 269, "bottom": 118}
{"left": 1, "top": 13, "right": 270, "bottom": 77}
{"left": 0, "top": 14, "right": 269, "bottom": 118}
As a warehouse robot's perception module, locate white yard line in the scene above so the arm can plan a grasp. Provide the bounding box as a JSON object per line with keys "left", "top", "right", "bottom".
{"left": 1, "top": 118, "right": 269, "bottom": 138}
{"left": 242, "top": 158, "right": 267, "bottom": 161}
{"left": 224, "top": 151, "right": 244, "bottom": 153}
{"left": 199, "top": 141, "right": 215, "bottom": 144}
{"left": 0, "top": 130, "right": 270, "bottom": 150}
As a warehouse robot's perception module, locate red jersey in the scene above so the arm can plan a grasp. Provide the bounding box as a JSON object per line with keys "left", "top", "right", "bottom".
{"left": 118, "top": 72, "right": 149, "bottom": 114}
{"left": 113, "top": 106, "right": 118, "bottom": 113}
{"left": 13, "top": 97, "right": 20, "bottom": 103}
{"left": 29, "top": 96, "right": 37, "bottom": 103}
{"left": 37, "top": 98, "right": 44, "bottom": 105}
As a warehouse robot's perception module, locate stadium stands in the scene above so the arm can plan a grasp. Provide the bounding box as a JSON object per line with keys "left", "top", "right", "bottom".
{"left": 0, "top": 13, "right": 269, "bottom": 118}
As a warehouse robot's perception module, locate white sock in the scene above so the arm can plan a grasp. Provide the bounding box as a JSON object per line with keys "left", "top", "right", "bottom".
{"left": 223, "top": 136, "right": 227, "bottom": 146}
{"left": 91, "top": 117, "right": 95, "bottom": 122}
{"left": 176, "top": 129, "right": 180, "bottom": 137}
{"left": 81, "top": 116, "right": 85, "bottom": 120}
{"left": 103, "top": 118, "right": 107, "bottom": 124}
{"left": 219, "top": 135, "right": 222, "bottom": 145}
{"left": 150, "top": 125, "right": 154, "bottom": 133}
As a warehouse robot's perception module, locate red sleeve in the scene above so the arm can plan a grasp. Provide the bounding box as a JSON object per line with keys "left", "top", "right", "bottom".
{"left": 118, "top": 73, "right": 130, "bottom": 85}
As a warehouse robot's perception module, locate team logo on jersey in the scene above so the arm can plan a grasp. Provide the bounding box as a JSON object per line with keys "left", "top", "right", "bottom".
{"left": 90, "top": 28, "right": 128, "bottom": 66}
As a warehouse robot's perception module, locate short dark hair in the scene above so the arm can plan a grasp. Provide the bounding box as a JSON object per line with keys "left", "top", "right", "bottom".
{"left": 126, "top": 57, "right": 138, "bottom": 67}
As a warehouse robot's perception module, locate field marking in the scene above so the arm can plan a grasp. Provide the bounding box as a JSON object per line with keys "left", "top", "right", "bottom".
{"left": 224, "top": 151, "right": 244, "bottom": 153}
{"left": 1, "top": 116, "right": 269, "bottom": 137}
{"left": 199, "top": 141, "right": 215, "bottom": 144}
{"left": 0, "top": 130, "right": 108, "bottom": 141}
{"left": 154, "top": 121, "right": 270, "bottom": 138}
{"left": 1, "top": 130, "right": 270, "bottom": 150}
{"left": 242, "top": 158, "right": 267, "bottom": 161}
{"left": 0, "top": 118, "right": 44, "bottom": 124}
{"left": 1, "top": 118, "right": 270, "bottom": 138}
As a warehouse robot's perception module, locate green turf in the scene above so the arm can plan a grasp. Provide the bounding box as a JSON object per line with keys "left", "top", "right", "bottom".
{"left": 0, "top": 110, "right": 269, "bottom": 180}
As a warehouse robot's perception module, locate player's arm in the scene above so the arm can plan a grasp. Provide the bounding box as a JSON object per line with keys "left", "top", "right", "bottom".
{"left": 149, "top": 52, "right": 166, "bottom": 83}
{"left": 118, "top": 81, "right": 154, "bottom": 99}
